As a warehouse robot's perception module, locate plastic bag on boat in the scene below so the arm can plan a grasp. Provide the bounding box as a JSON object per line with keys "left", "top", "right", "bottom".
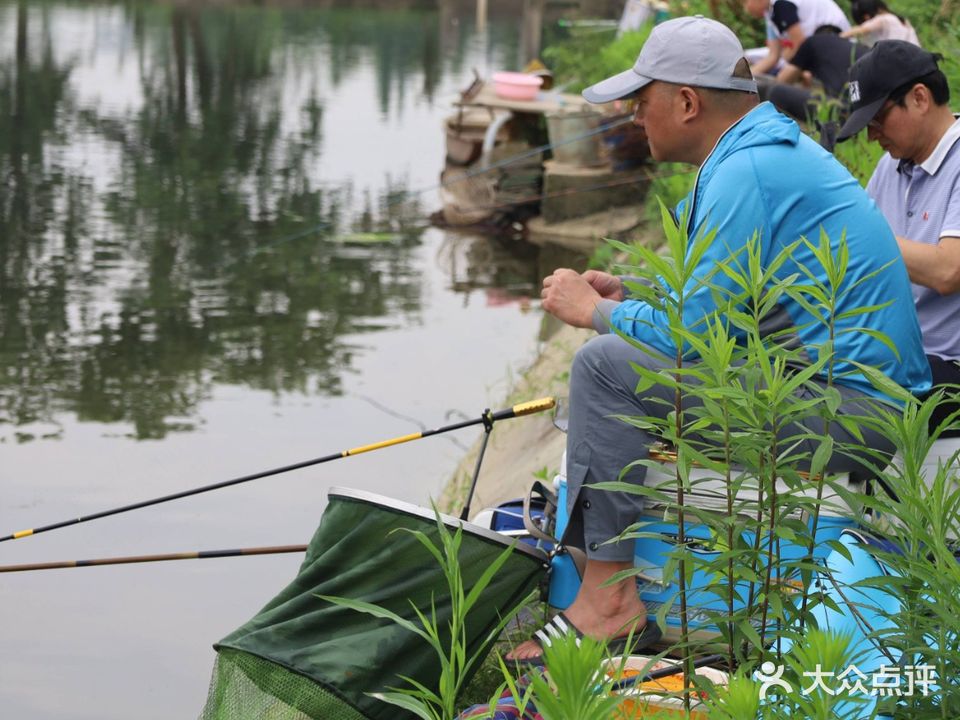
{"left": 198, "top": 487, "right": 548, "bottom": 720}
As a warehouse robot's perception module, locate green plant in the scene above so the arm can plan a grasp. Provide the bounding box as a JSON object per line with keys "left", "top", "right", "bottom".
{"left": 885, "top": 0, "right": 954, "bottom": 38}
{"left": 705, "top": 630, "right": 874, "bottom": 719}
{"left": 543, "top": 27, "right": 653, "bottom": 94}
{"left": 455, "top": 651, "right": 512, "bottom": 713}
{"left": 705, "top": 668, "right": 763, "bottom": 719}
{"left": 601, "top": 203, "right": 825, "bottom": 663}
{"left": 510, "top": 632, "right": 624, "bottom": 720}
{"left": 668, "top": 0, "right": 765, "bottom": 47}
{"left": 780, "top": 629, "right": 876, "bottom": 719}
{"left": 833, "top": 129, "right": 884, "bottom": 186}
{"left": 929, "top": 23, "right": 960, "bottom": 96}
{"left": 587, "top": 240, "right": 618, "bottom": 270}
{"left": 853, "top": 397, "right": 960, "bottom": 719}
{"left": 592, "top": 198, "right": 946, "bottom": 718}
{"left": 319, "top": 509, "right": 530, "bottom": 720}
{"left": 643, "top": 165, "right": 696, "bottom": 227}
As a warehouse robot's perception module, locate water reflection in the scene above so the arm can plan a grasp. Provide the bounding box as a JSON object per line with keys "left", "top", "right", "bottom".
{"left": 0, "top": 1, "right": 542, "bottom": 441}
{"left": 438, "top": 231, "right": 539, "bottom": 300}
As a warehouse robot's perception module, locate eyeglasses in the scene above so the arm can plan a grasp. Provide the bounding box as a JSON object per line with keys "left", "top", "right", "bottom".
{"left": 867, "top": 100, "right": 897, "bottom": 130}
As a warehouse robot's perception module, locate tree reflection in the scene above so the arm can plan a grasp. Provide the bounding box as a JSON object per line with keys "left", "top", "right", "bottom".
{"left": 0, "top": 1, "right": 75, "bottom": 437}
{"left": 0, "top": 3, "right": 420, "bottom": 440}
{"left": 0, "top": 1, "right": 531, "bottom": 441}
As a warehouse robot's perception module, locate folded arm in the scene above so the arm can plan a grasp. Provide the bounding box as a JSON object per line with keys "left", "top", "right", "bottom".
{"left": 897, "top": 235, "right": 960, "bottom": 295}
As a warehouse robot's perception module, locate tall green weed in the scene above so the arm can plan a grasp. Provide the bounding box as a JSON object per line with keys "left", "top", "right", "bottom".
{"left": 599, "top": 206, "right": 868, "bottom": 668}
{"left": 853, "top": 398, "right": 960, "bottom": 719}
{"left": 501, "top": 633, "right": 624, "bottom": 720}
{"left": 319, "top": 510, "right": 532, "bottom": 720}
{"left": 595, "top": 199, "right": 960, "bottom": 718}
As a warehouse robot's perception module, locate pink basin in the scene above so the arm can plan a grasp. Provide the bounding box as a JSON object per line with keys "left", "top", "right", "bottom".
{"left": 492, "top": 71, "right": 543, "bottom": 101}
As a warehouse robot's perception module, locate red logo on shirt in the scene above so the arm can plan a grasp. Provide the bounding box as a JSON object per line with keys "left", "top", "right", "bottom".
{"left": 923, "top": 211, "right": 929, "bottom": 221}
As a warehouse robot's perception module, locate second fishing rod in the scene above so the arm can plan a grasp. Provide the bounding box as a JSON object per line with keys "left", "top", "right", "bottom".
{"left": 1, "top": 397, "right": 556, "bottom": 544}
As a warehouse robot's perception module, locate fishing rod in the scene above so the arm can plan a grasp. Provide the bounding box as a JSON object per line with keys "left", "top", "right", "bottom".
{"left": 0, "top": 545, "right": 308, "bottom": 573}
{"left": 0, "top": 396, "right": 556, "bottom": 544}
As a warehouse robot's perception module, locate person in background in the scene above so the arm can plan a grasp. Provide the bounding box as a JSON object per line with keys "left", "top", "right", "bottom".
{"left": 769, "top": 26, "right": 867, "bottom": 136}
{"left": 743, "top": 0, "right": 850, "bottom": 76}
{"left": 504, "top": 17, "right": 930, "bottom": 667}
{"left": 841, "top": 0, "right": 920, "bottom": 46}
{"left": 838, "top": 41, "right": 960, "bottom": 434}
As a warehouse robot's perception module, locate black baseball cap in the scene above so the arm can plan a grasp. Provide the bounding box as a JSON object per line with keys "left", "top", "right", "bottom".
{"left": 837, "top": 40, "right": 942, "bottom": 141}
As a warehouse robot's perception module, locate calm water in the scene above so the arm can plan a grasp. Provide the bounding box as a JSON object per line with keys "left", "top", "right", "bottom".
{"left": 0, "top": 2, "right": 563, "bottom": 716}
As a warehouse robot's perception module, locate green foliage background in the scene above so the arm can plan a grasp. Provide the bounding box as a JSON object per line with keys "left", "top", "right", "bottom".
{"left": 543, "top": 26, "right": 653, "bottom": 94}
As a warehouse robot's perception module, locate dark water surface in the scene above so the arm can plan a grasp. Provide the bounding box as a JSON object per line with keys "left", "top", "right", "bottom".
{"left": 0, "top": 2, "right": 555, "bottom": 716}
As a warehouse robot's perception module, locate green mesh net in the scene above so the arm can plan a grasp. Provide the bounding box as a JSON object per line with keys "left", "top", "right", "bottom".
{"left": 200, "top": 649, "right": 367, "bottom": 720}
{"left": 198, "top": 487, "right": 548, "bottom": 720}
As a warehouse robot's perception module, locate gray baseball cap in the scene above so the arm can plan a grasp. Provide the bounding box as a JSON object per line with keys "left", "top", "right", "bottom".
{"left": 582, "top": 16, "right": 758, "bottom": 103}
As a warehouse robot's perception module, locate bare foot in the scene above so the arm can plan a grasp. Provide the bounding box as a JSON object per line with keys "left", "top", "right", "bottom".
{"left": 506, "top": 559, "right": 648, "bottom": 662}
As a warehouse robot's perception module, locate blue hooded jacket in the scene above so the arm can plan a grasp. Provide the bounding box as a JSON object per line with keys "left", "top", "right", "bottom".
{"left": 607, "top": 102, "right": 930, "bottom": 404}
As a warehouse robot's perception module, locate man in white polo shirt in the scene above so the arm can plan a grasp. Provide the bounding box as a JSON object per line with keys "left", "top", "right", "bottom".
{"left": 839, "top": 41, "right": 960, "bottom": 433}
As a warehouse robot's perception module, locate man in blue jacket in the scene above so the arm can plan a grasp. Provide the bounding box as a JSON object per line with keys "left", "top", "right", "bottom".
{"left": 507, "top": 16, "right": 930, "bottom": 665}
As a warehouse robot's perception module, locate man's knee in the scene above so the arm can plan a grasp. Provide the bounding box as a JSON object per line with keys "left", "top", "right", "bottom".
{"left": 572, "top": 334, "right": 642, "bottom": 379}
{"left": 572, "top": 334, "right": 616, "bottom": 381}
{"left": 573, "top": 335, "right": 675, "bottom": 405}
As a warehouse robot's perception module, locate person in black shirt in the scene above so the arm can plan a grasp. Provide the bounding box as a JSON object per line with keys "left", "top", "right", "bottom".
{"left": 768, "top": 27, "right": 867, "bottom": 147}
{"left": 743, "top": 0, "right": 850, "bottom": 75}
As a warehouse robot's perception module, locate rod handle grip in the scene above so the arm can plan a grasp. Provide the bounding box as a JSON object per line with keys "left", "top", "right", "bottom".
{"left": 509, "top": 396, "right": 556, "bottom": 418}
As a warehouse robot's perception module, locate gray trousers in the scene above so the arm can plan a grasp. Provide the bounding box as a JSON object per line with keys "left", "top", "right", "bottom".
{"left": 563, "top": 334, "right": 897, "bottom": 562}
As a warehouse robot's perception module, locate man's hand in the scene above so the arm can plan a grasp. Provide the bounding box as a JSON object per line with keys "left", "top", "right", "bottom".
{"left": 582, "top": 270, "right": 625, "bottom": 301}
{"left": 541, "top": 269, "right": 605, "bottom": 328}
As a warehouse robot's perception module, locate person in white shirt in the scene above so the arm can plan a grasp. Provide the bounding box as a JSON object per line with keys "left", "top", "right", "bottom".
{"left": 744, "top": 0, "right": 850, "bottom": 75}
{"left": 841, "top": 0, "right": 920, "bottom": 46}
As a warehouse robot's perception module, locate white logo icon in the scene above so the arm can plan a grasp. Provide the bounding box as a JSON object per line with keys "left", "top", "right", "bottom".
{"left": 757, "top": 661, "right": 792, "bottom": 699}
{"left": 849, "top": 81, "right": 861, "bottom": 103}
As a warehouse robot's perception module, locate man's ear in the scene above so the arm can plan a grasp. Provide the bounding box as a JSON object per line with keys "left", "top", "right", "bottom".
{"left": 676, "top": 86, "right": 702, "bottom": 124}
{"left": 910, "top": 83, "right": 932, "bottom": 113}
